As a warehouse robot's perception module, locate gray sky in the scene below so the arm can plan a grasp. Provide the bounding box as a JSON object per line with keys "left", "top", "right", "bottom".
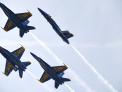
{"left": 0, "top": 0, "right": 122, "bottom": 92}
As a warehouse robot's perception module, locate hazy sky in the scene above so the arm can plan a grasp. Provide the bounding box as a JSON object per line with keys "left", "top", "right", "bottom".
{"left": 0, "top": 0, "right": 121, "bottom": 92}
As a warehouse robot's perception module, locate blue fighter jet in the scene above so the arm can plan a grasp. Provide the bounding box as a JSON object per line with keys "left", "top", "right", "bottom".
{"left": 0, "top": 46, "right": 31, "bottom": 78}
{"left": 38, "top": 8, "right": 73, "bottom": 44}
{"left": 0, "top": 2, "right": 35, "bottom": 37}
{"left": 30, "top": 52, "right": 71, "bottom": 89}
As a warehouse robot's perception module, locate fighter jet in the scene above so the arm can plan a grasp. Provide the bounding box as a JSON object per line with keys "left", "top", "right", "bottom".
{"left": 0, "top": 2, "right": 35, "bottom": 37}
{"left": 30, "top": 52, "right": 71, "bottom": 88}
{"left": 38, "top": 8, "right": 73, "bottom": 44}
{"left": 0, "top": 46, "right": 31, "bottom": 78}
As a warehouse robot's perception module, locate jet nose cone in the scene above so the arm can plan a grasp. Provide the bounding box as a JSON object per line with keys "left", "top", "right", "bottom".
{"left": 0, "top": 3, "right": 2, "bottom": 7}
{"left": 38, "top": 8, "right": 42, "bottom": 11}
{"left": 30, "top": 52, "right": 38, "bottom": 59}
{"left": 30, "top": 52, "right": 44, "bottom": 65}
{"left": 30, "top": 52, "right": 35, "bottom": 57}
{"left": 37, "top": 8, "right": 40, "bottom": 10}
{"left": 38, "top": 8, "right": 46, "bottom": 14}
{"left": 0, "top": 2, "right": 4, "bottom": 7}
{"left": 0, "top": 46, "right": 3, "bottom": 52}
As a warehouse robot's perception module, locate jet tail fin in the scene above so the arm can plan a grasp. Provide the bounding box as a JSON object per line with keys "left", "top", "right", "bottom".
{"left": 19, "top": 26, "right": 35, "bottom": 37}
{"left": 62, "top": 31, "right": 73, "bottom": 39}
{"left": 55, "top": 78, "right": 71, "bottom": 89}
{"left": 61, "top": 78, "right": 71, "bottom": 82}
{"left": 22, "top": 61, "right": 31, "bottom": 68}
{"left": 25, "top": 26, "right": 35, "bottom": 30}
{"left": 19, "top": 62, "right": 31, "bottom": 78}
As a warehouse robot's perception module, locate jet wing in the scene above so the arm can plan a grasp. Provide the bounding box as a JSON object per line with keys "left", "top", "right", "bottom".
{"left": 53, "top": 65, "right": 68, "bottom": 73}
{"left": 4, "top": 61, "right": 14, "bottom": 76}
{"left": 4, "top": 19, "right": 16, "bottom": 32}
{"left": 3, "top": 12, "right": 32, "bottom": 32}
{"left": 16, "top": 12, "right": 32, "bottom": 22}
{"left": 39, "top": 71, "right": 51, "bottom": 83}
{"left": 12, "top": 46, "right": 25, "bottom": 59}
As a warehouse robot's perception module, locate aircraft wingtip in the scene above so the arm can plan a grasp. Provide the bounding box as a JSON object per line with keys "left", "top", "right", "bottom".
{"left": 63, "top": 63, "right": 68, "bottom": 68}
{"left": 38, "top": 80, "right": 40, "bottom": 82}
{"left": 30, "top": 52, "right": 32, "bottom": 54}
{"left": 37, "top": 8, "right": 43, "bottom": 12}
{"left": 18, "top": 44, "right": 25, "bottom": 50}
{"left": 2, "top": 72, "right": 8, "bottom": 76}
{"left": 0, "top": 26, "right": 4, "bottom": 30}
{"left": 0, "top": 27, "right": 8, "bottom": 32}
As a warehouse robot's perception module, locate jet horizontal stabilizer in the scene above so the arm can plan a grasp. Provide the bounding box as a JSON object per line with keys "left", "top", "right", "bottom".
{"left": 55, "top": 78, "right": 71, "bottom": 89}
{"left": 25, "top": 26, "right": 35, "bottom": 31}
{"left": 19, "top": 69, "right": 23, "bottom": 78}
{"left": 62, "top": 31, "right": 73, "bottom": 39}
{"left": 19, "top": 30, "right": 25, "bottom": 37}
{"left": 55, "top": 81, "right": 59, "bottom": 89}
{"left": 19, "top": 26, "right": 35, "bottom": 37}
{"left": 18, "top": 62, "right": 31, "bottom": 78}
{"left": 22, "top": 61, "right": 31, "bottom": 67}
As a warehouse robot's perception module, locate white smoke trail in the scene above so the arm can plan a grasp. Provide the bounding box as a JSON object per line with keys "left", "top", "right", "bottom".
{"left": 67, "top": 70, "right": 93, "bottom": 92}
{"left": 19, "top": 42, "right": 74, "bottom": 92}
{"left": 70, "top": 45, "right": 118, "bottom": 92}
{"left": 29, "top": 32, "right": 94, "bottom": 92}
{"left": 19, "top": 41, "right": 75, "bottom": 92}
{"left": 0, "top": 40, "right": 54, "bottom": 92}
{"left": 65, "top": 84, "right": 75, "bottom": 92}
{"left": 26, "top": 70, "right": 54, "bottom": 92}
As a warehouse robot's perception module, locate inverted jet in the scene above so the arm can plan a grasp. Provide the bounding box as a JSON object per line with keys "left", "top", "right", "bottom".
{"left": 0, "top": 46, "right": 31, "bottom": 78}
{"left": 30, "top": 52, "right": 71, "bottom": 88}
{"left": 0, "top": 2, "right": 35, "bottom": 37}
{"left": 38, "top": 8, "right": 73, "bottom": 44}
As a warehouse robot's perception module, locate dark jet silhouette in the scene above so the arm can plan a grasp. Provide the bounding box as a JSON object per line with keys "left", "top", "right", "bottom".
{"left": 38, "top": 8, "right": 73, "bottom": 44}
{"left": 0, "top": 46, "right": 31, "bottom": 78}
{"left": 30, "top": 52, "right": 71, "bottom": 88}
{"left": 0, "top": 2, "right": 35, "bottom": 37}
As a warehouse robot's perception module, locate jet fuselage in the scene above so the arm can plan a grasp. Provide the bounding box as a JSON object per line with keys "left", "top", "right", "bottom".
{"left": 0, "top": 3, "right": 29, "bottom": 32}
{"left": 0, "top": 46, "right": 26, "bottom": 71}
{"left": 38, "top": 8, "right": 69, "bottom": 44}
{"left": 31, "top": 53, "right": 64, "bottom": 84}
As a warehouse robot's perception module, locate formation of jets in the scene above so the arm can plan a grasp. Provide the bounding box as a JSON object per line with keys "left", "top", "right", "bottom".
{"left": 0, "top": 2, "right": 73, "bottom": 89}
